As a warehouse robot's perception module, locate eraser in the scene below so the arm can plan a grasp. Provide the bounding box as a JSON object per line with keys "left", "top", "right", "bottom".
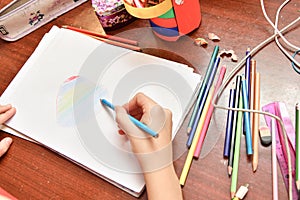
{"left": 259, "top": 126, "right": 272, "bottom": 146}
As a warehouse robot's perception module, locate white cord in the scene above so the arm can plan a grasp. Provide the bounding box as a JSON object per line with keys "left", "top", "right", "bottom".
{"left": 211, "top": 2, "right": 300, "bottom": 200}
{"left": 261, "top": 1, "right": 296, "bottom": 198}
{"left": 260, "top": 0, "right": 300, "bottom": 71}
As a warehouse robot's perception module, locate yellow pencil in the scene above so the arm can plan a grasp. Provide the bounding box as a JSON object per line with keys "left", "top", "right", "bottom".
{"left": 180, "top": 87, "right": 215, "bottom": 186}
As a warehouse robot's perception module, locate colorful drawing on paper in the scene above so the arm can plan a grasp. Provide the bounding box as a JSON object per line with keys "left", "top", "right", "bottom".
{"left": 56, "top": 75, "right": 107, "bottom": 126}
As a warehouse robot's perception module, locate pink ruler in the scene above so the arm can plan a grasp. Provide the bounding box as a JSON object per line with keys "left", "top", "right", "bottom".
{"left": 262, "top": 102, "right": 298, "bottom": 200}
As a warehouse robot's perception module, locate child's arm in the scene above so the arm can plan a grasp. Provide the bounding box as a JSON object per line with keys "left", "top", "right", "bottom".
{"left": 115, "top": 93, "right": 183, "bottom": 200}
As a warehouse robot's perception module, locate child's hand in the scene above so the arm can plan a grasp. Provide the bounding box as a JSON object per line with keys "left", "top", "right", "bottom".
{"left": 115, "top": 93, "right": 183, "bottom": 200}
{"left": 0, "top": 104, "right": 16, "bottom": 157}
{"left": 115, "top": 93, "right": 173, "bottom": 172}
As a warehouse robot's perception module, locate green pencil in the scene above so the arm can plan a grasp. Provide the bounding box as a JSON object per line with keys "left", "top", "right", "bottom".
{"left": 187, "top": 45, "right": 219, "bottom": 133}
{"left": 230, "top": 88, "right": 243, "bottom": 198}
{"left": 296, "top": 103, "right": 300, "bottom": 192}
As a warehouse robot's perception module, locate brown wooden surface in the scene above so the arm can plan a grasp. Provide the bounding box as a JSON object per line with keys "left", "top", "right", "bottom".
{"left": 0, "top": 0, "right": 299, "bottom": 199}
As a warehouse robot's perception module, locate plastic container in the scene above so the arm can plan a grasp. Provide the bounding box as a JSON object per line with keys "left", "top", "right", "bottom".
{"left": 123, "top": 0, "right": 201, "bottom": 41}
{"left": 92, "top": 0, "right": 135, "bottom": 31}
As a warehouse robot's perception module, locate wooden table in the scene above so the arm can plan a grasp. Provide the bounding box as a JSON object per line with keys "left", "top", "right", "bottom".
{"left": 0, "top": 0, "right": 299, "bottom": 199}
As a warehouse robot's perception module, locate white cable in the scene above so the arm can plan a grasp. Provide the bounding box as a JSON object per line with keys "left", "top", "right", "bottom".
{"left": 260, "top": 0, "right": 300, "bottom": 70}
{"left": 274, "top": 0, "right": 299, "bottom": 50}
{"left": 260, "top": 1, "right": 298, "bottom": 197}
{"left": 273, "top": 1, "right": 300, "bottom": 74}
{"left": 214, "top": 16, "right": 299, "bottom": 102}
{"left": 261, "top": 0, "right": 300, "bottom": 51}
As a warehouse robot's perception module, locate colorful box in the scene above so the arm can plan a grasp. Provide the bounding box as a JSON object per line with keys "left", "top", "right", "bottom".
{"left": 123, "top": 0, "right": 201, "bottom": 41}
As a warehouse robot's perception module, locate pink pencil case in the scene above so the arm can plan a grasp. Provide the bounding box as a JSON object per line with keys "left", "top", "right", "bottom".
{"left": 0, "top": 0, "right": 87, "bottom": 41}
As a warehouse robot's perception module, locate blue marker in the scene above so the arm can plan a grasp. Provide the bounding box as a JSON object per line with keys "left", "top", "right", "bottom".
{"left": 100, "top": 99, "right": 158, "bottom": 137}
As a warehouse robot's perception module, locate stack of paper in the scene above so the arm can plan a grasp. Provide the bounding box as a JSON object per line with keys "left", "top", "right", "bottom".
{"left": 0, "top": 26, "right": 201, "bottom": 197}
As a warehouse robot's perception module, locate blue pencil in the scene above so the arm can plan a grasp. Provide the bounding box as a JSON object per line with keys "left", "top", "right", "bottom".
{"left": 100, "top": 99, "right": 158, "bottom": 137}
{"left": 223, "top": 83, "right": 236, "bottom": 157}
{"left": 186, "top": 56, "right": 220, "bottom": 148}
{"left": 241, "top": 77, "right": 253, "bottom": 155}
{"left": 243, "top": 48, "right": 251, "bottom": 135}
{"left": 186, "top": 45, "right": 219, "bottom": 134}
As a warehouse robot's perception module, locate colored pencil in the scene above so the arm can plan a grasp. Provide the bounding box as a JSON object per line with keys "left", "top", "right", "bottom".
{"left": 252, "top": 72, "right": 260, "bottom": 171}
{"left": 250, "top": 60, "right": 256, "bottom": 140}
{"left": 194, "top": 65, "right": 227, "bottom": 158}
{"left": 100, "top": 99, "right": 158, "bottom": 137}
{"left": 88, "top": 35, "right": 141, "bottom": 51}
{"left": 230, "top": 86, "right": 243, "bottom": 198}
{"left": 224, "top": 83, "right": 235, "bottom": 157}
{"left": 187, "top": 46, "right": 219, "bottom": 134}
{"left": 241, "top": 76, "right": 253, "bottom": 155}
{"left": 296, "top": 103, "right": 300, "bottom": 192}
{"left": 243, "top": 48, "right": 251, "bottom": 135}
{"left": 186, "top": 57, "right": 220, "bottom": 147}
{"left": 228, "top": 75, "right": 242, "bottom": 176}
{"left": 62, "top": 25, "right": 139, "bottom": 46}
{"left": 271, "top": 118, "right": 278, "bottom": 200}
{"left": 62, "top": 25, "right": 141, "bottom": 51}
{"left": 245, "top": 48, "right": 251, "bottom": 98}
{"left": 180, "top": 87, "right": 214, "bottom": 186}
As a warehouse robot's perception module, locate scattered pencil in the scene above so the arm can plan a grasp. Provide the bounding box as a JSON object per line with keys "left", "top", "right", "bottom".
{"left": 228, "top": 75, "right": 242, "bottom": 176}
{"left": 241, "top": 76, "right": 253, "bottom": 155}
{"left": 271, "top": 118, "right": 278, "bottom": 200}
{"left": 61, "top": 25, "right": 141, "bottom": 51}
{"left": 223, "top": 82, "right": 235, "bottom": 158}
{"left": 88, "top": 35, "right": 141, "bottom": 51}
{"left": 186, "top": 46, "right": 219, "bottom": 134}
{"left": 230, "top": 88, "right": 243, "bottom": 198}
{"left": 194, "top": 65, "right": 227, "bottom": 158}
{"left": 61, "top": 25, "right": 138, "bottom": 46}
{"left": 252, "top": 72, "right": 260, "bottom": 172}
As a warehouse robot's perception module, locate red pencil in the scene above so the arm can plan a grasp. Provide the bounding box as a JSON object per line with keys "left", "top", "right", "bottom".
{"left": 194, "top": 65, "right": 227, "bottom": 158}
{"left": 88, "top": 35, "right": 141, "bottom": 52}
{"left": 61, "top": 25, "right": 139, "bottom": 46}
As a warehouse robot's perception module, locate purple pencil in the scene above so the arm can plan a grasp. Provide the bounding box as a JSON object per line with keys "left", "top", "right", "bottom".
{"left": 223, "top": 83, "right": 236, "bottom": 157}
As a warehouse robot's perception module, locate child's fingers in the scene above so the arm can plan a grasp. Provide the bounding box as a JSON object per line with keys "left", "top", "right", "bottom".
{"left": 0, "top": 137, "right": 13, "bottom": 157}
{"left": 0, "top": 107, "right": 16, "bottom": 124}
{"left": 0, "top": 104, "right": 12, "bottom": 113}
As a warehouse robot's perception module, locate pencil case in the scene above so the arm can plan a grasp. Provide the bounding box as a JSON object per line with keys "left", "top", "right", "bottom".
{"left": 91, "top": 0, "right": 135, "bottom": 31}
{"left": 0, "top": 0, "right": 88, "bottom": 41}
{"left": 123, "top": 0, "right": 201, "bottom": 41}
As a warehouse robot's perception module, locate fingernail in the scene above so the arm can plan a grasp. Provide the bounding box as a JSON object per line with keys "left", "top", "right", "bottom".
{"left": 4, "top": 137, "right": 12, "bottom": 145}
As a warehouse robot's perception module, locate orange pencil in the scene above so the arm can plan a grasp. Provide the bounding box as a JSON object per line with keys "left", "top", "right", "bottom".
{"left": 252, "top": 72, "right": 260, "bottom": 171}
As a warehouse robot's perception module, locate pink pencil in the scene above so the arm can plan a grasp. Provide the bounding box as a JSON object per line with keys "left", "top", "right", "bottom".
{"left": 271, "top": 118, "right": 278, "bottom": 200}
{"left": 194, "top": 65, "right": 227, "bottom": 158}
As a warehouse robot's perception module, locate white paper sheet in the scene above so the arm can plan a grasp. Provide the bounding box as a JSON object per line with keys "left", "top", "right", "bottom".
{"left": 0, "top": 26, "right": 201, "bottom": 197}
